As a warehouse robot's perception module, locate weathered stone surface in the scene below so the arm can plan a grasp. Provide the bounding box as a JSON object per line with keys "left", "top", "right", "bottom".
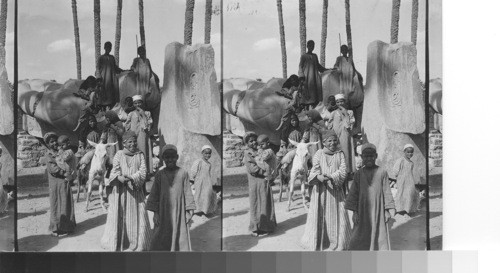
{"left": 362, "top": 41, "right": 426, "bottom": 184}
{"left": 428, "top": 130, "right": 443, "bottom": 168}
{"left": 163, "top": 42, "right": 220, "bottom": 136}
{"left": 0, "top": 66, "right": 13, "bottom": 135}
{"left": 158, "top": 42, "right": 221, "bottom": 180}
{"left": 17, "top": 133, "right": 47, "bottom": 170}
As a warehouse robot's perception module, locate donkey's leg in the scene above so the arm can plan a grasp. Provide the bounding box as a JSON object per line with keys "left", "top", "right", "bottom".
{"left": 278, "top": 170, "right": 283, "bottom": 202}
{"left": 76, "top": 175, "right": 81, "bottom": 203}
{"left": 98, "top": 181, "right": 106, "bottom": 211}
{"left": 301, "top": 182, "right": 308, "bottom": 211}
{"left": 85, "top": 178, "right": 93, "bottom": 212}
{"left": 287, "top": 173, "right": 296, "bottom": 212}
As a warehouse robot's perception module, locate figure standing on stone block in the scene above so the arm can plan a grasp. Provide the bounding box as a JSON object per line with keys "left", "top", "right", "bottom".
{"left": 146, "top": 144, "right": 196, "bottom": 251}
{"left": 298, "top": 40, "right": 327, "bottom": 109}
{"left": 125, "top": 95, "right": 153, "bottom": 175}
{"left": 96, "top": 42, "right": 124, "bottom": 109}
{"left": 333, "top": 45, "right": 358, "bottom": 96}
{"left": 130, "top": 46, "right": 160, "bottom": 97}
{"left": 189, "top": 145, "right": 218, "bottom": 217}
{"left": 345, "top": 143, "right": 395, "bottom": 250}
{"left": 389, "top": 144, "right": 420, "bottom": 219}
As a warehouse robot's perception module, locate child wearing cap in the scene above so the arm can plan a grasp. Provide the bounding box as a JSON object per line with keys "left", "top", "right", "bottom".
{"left": 330, "top": 93, "right": 355, "bottom": 176}
{"left": 255, "top": 134, "right": 278, "bottom": 185}
{"left": 56, "top": 135, "right": 77, "bottom": 185}
{"left": 189, "top": 145, "right": 218, "bottom": 216}
{"left": 389, "top": 144, "right": 420, "bottom": 218}
{"left": 345, "top": 143, "right": 396, "bottom": 250}
{"left": 146, "top": 144, "right": 196, "bottom": 251}
{"left": 125, "top": 95, "right": 153, "bottom": 174}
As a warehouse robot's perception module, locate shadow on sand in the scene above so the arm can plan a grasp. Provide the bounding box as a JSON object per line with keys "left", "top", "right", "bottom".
{"left": 190, "top": 204, "right": 222, "bottom": 251}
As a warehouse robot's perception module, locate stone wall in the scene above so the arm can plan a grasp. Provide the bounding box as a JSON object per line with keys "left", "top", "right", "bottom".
{"left": 429, "top": 130, "right": 442, "bottom": 168}
{"left": 223, "top": 131, "right": 244, "bottom": 168}
{"left": 17, "top": 132, "right": 47, "bottom": 169}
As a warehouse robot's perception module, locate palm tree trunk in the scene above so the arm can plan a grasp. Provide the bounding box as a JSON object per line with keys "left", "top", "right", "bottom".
{"left": 411, "top": 0, "right": 419, "bottom": 45}
{"left": 345, "top": 0, "right": 353, "bottom": 60}
{"left": 115, "top": 0, "right": 123, "bottom": 65}
{"left": 299, "top": 0, "right": 306, "bottom": 55}
{"left": 0, "top": 0, "right": 7, "bottom": 69}
{"left": 184, "top": 0, "right": 195, "bottom": 46}
{"left": 320, "top": 0, "right": 328, "bottom": 66}
{"left": 71, "top": 0, "right": 81, "bottom": 80}
{"left": 94, "top": 0, "right": 101, "bottom": 69}
{"left": 277, "top": 0, "right": 287, "bottom": 78}
{"left": 390, "top": 0, "right": 401, "bottom": 44}
{"left": 204, "top": 0, "right": 212, "bottom": 44}
{"left": 138, "top": 0, "right": 145, "bottom": 47}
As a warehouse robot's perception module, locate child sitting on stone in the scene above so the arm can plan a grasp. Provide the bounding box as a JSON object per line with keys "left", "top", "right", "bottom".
{"left": 255, "top": 134, "right": 278, "bottom": 185}
{"left": 56, "top": 135, "right": 77, "bottom": 185}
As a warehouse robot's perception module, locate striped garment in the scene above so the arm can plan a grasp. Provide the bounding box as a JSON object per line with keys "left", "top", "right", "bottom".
{"left": 300, "top": 149, "right": 352, "bottom": 251}
{"left": 100, "top": 150, "right": 152, "bottom": 251}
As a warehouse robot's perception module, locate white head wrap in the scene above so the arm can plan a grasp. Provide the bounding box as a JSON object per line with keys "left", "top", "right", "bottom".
{"left": 201, "top": 145, "right": 212, "bottom": 152}
{"left": 403, "top": 144, "right": 414, "bottom": 151}
{"left": 132, "top": 95, "right": 143, "bottom": 102}
{"left": 334, "top": 94, "right": 345, "bottom": 101}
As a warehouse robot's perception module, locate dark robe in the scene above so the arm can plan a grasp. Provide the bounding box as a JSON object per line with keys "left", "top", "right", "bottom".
{"left": 298, "top": 53, "right": 326, "bottom": 105}
{"left": 243, "top": 149, "right": 277, "bottom": 233}
{"left": 333, "top": 56, "right": 356, "bottom": 94}
{"left": 96, "top": 54, "right": 122, "bottom": 106}
{"left": 345, "top": 166, "right": 395, "bottom": 250}
{"left": 46, "top": 150, "right": 76, "bottom": 234}
{"left": 146, "top": 167, "right": 196, "bottom": 251}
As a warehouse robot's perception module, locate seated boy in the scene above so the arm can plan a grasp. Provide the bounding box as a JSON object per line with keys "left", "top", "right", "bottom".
{"left": 146, "top": 144, "right": 196, "bottom": 251}
{"left": 345, "top": 143, "right": 396, "bottom": 250}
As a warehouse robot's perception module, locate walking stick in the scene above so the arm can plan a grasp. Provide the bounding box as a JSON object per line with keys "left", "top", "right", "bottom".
{"left": 120, "top": 180, "right": 127, "bottom": 251}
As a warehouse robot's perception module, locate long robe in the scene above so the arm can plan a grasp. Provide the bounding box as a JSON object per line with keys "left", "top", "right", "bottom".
{"left": 46, "top": 150, "right": 76, "bottom": 234}
{"left": 331, "top": 109, "right": 356, "bottom": 173}
{"left": 101, "top": 150, "right": 152, "bottom": 251}
{"left": 189, "top": 159, "right": 218, "bottom": 215}
{"left": 243, "top": 149, "right": 277, "bottom": 233}
{"left": 298, "top": 53, "right": 326, "bottom": 105}
{"left": 131, "top": 57, "right": 153, "bottom": 95}
{"left": 390, "top": 157, "right": 419, "bottom": 214}
{"left": 96, "top": 54, "right": 121, "bottom": 106}
{"left": 345, "top": 166, "right": 395, "bottom": 250}
{"left": 333, "top": 56, "right": 356, "bottom": 94}
{"left": 146, "top": 166, "right": 196, "bottom": 251}
{"left": 300, "top": 149, "right": 351, "bottom": 250}
{"left": 125, "top": 110, "right": 153, "bottom": 173}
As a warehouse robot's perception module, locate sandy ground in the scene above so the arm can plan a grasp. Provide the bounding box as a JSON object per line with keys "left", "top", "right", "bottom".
{"left": 0, "top": 199, "right": 15, "bottom": 251}
{"left": 223, "top": 166, "right": 442, "bottom": 251}
{"left": 17, "top": 167, "right": 221, "bottom": 252}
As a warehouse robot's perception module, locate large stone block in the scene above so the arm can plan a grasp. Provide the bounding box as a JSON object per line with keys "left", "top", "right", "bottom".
{"left": 0, "top": 66, "right": 13, "bottom": 135}
{"left": 362, "top": 41, "right": 426, "bottom": 185}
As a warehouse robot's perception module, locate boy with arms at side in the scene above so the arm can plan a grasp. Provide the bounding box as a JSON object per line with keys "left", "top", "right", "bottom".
{"left": 345, "top": 143, "right": 395, "bottom": 250}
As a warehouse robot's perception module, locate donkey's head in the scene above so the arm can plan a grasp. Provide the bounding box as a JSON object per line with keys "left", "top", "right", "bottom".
{"left": 289, "top": 139, "right": 318, "bottom": 177}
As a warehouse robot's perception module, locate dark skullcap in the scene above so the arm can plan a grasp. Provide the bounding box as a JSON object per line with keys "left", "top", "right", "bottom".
{"left": 122, "top": 130, "right": 137, "bottom": 141}
{"left": 105, "top": 110, "right": 120, "bottom": 124}
{"left": 305, "top": 109, "right": 322, "bottom": 123}
{"left": 243, "top": 131, "right": 258, "bottom": 145}
{"left": 43, "top": 132, "right": 58, "bottom": 144}
{"left": 361, "top": 143, "right": 377, "bottom": 153}
{"left": 57, "top": 135, "right": 70, "bottom": 144}
{"left": 161, "top": 144, "right": 178, "bottom": 157}
{"left": 257, "top": 134, "right": 269, "bottom": 143}
{"left": 321, "top": 130, "right": 338, "bottom": 141}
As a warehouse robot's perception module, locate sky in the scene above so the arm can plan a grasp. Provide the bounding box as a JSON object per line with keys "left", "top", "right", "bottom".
{"left": 18, "top": 0, "right": 222, "bottom": 85}
{"left": 223, "top": 0, "right": 442, "bottom": 82}
{"left": 3, "top": 0, "right": 14, "bottom": 80}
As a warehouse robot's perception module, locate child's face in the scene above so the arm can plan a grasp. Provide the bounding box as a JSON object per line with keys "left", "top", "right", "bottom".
{"left": 59, "top": 139, "right": 70, "bottom": 150}
{"left": 89, "top": 118, "right": 97, "bottom": 129}
{"left": 105, "top": 117, "right": 111, "bottom": 125}
{"left": 202, "top": 149, "right": 212, "bottom": 161}
{"left": 323, "top": 136, "right": 339, "bottom": 152}
{"left": 78, "top": 141, "right": 86, "bottom": 150}
{"left": 247, "top": 136, "right": 258, "bottom": 150}
{"left": 133, "top": 100, "right": 143, "bottom": 110}
{"left": 138, "top": 48, "right": 146, "bottom": 57}
{"left": 404, "top": 148, "right": 414, "bottom": 159}
{"left": 104, "top": 43, "right": 112, "bottom": 53}
{"left": 258, "top": 139, "right": 270, "bottom": 150}
{"left": 307, "top": 42, "right": 314, "bottom": 52}
{"left": 336, "top": 99, "right": 346, "bottom": 108}
{"left": 48, "top": 138, "right": 58, "bottom": 151}
{"left": 124, "top": 137, "right": 138, "bottom": 152}
{"left": 327, "top": 102, "right": 336, "bottom": 111}
{"left": 361, "top": 149, "right": 377, "bottom": 168}
{"left": 163, "top": 151, "right": 178, "bottom": 169}
{"left": 290, "top": 117, "right": 299, "bottom": 127}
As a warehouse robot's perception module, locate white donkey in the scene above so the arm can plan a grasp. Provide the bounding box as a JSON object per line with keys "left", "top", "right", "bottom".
{"left": 286, "top": 139, "right": 318, "bottom": 212}
{"left": 85, "top": 140, "right": 117, "bottom": 212}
